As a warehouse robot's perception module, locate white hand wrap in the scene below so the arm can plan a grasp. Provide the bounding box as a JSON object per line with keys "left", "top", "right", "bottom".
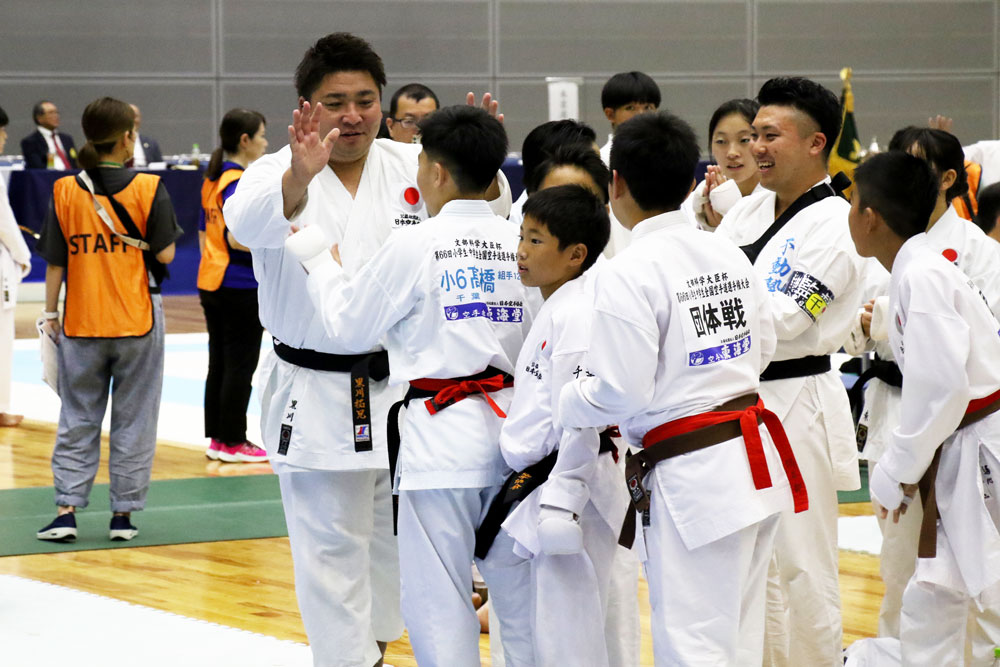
{"left": 537, "top": 505, "right": 583, "bottom": 555}
{"left": 869, "top": 463, "right": 904, "bottom": 511}
{"left": 708, "top": 178, "right": 743, "bottom": 215}
{"left": 284, "top": 225, "right": 332, "bottom": 272}
{"left": 870, "top": 296, "right": 891, "bottom": 342}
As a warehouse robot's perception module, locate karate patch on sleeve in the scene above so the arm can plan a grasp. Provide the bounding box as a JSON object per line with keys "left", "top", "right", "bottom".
{"left": 783, "top": 270, "right": 834, "bottom": 321}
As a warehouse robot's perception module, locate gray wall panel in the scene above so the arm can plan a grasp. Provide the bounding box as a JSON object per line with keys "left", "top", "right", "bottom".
{"left": 0, "top": 0, "right": 213, "bottom": 75}
{"left": 757, "top": 1, "right": 994, "bottom": 74}
{"left": 498, "top": 1, "right": 749, "bottom": 76}
{"left": 2, "top": 82, "right": 214, "bottom": 158}
{"left": 221, "top": 0, "right": 490, "bottom": 76}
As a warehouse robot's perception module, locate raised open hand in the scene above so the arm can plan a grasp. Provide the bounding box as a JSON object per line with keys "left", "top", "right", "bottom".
{"left": 288, "top": 101, "right": 341, "bottom": 184}
{"left": 466, "top": 92, "right": 504, "bottom": 124}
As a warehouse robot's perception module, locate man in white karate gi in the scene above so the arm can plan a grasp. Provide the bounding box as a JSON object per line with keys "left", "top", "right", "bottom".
{"left": 225, "top": 33, "right": 508, "bottom": 667}
{"left": 716, "top": 76, "right": 868, "bottom": 667}
{"left": 559, "top": 110, "right": 808, "bottom": 666}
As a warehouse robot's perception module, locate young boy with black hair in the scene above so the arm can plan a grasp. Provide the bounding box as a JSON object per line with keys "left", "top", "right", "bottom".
{"left": 848, "top": 150, "right": 1000, "bottom": 666}
{"left": 599, "top": 71, "right": 661, "bottom": 163}
{"left": 479, "top": 184, "right": 625, "bottom": 666}
{"left": 559, "top": 110, "right": 807, "bottom": 666}
{"left": 286, "top": 104, "right": 533, "bottom": 666}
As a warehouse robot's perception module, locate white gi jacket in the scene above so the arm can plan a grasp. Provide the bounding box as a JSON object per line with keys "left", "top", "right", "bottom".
{"left": 224, "top": 140, "right": 427, "bottom": 472}
{"left": 880, "top": 234, "right": 1000, "bottom": 596}
{"left": 304, "top": 198, "right": 532, "bottom": 491}
{"left": 0, "top": 175, "right": 31, "bottom": 310}
{"left": 559, "top": 211, "right": 793, "bottom": 550}
{"left": 717, "top": 179, "right": 867, "bottom": 489}
{"left": 500, "top": 274, "right": 628, "bottom": 555}
{"left": 849, "top": 206, "right": 1000, "bottom": 463}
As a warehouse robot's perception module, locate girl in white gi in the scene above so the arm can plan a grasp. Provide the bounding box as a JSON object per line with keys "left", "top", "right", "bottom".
{"left": 849, "top": 150, "right": 1000, "bottom": 667}
{"left": 0, "top": 104, "right": 31, "bottom": 428}
{"left": 492, "top": 184, "right": 626, "bottom": 666}
{"left": 716, "top": 77, "right": 868, "bottom": 667}
{"left": 559, "top": 110, "right": 808, "bottom": 666}
{"left": 845, "top": 126, "right": 1000, "bottom": 659}
{"left": 682, "top": 98, "right": 764, "bottom": 230}
{"left": 287, "top": 105, "right": 533, "bottom": 667}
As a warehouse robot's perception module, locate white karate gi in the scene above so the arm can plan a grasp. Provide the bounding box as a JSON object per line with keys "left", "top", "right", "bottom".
{"left": 302, "top": 198, "right": 533, "bottom": 667}
{"left": 717, "top": 180, "right": 868, "bottom": 667}
{"left": 497, "top": 274, "right": 628, "bottom": 666}
{"left": 225, "top": 140, "right": 429, "bottom": 667}
{"left": 599, "top": 136, "right": 633, "bottom": 260}
{"left": 847, "top": 206, "right": 1000, "bottom": 655}
{"left": 878, "top": 233, "right": 1000, "bottom": 667}
{"left": 559, "top": 211, "right": 797, "bottom": 666}
{"left": 0, "top": 174, "right": 31, "bottom": 414}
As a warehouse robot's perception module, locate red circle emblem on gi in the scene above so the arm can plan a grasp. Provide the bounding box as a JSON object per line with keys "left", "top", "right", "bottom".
{"left": 942, "top": 248, "right": 959, "bottom": 262}
{"left": 404, "top": 187, "right": 420, "bottom": 206}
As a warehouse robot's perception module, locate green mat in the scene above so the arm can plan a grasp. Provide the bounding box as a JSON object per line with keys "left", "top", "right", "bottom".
{"left": 837, "top": 460, "right": 870, "bottom": 504}
{"left": 0, "top": 475, "right": 287, "bottom": 557}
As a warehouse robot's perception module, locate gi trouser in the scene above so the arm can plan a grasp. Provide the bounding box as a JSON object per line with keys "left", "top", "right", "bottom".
{"left": 642, "top": 468, "right": 780, "bottom": 666}
{"left": 398, "top": 486, "right": 533, "bottom": 667}
{"left": 0, "top": 298, "right": 14, "bottom": 413}
{"left": 763, "top": 383, "right": 843, "bottom": 667}
{"left": 51, "top": 294, "right": 164, "bottom": 512}
{"left": 278, "top": 468, "right": 402, "bottom": 667}
{"left": 605, "top": 455, "right": 642, "bottom": 667}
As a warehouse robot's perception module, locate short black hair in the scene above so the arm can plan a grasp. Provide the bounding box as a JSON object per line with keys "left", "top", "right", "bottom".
{"left": 976, "top": 182, "right": 1000, "bottom": 234}
{"left": 32, "top": 100, "right": 51, "bottom": 124}
{"left": 389, "top": 83, "right": 440, "bottom": 117}
{"left": 527, "top": 144, "right": 609, "bottom": 205}
{"left": 756, "top": 77, "right": 841, "bottom": 159}
{"left": 522, "top": 184, "right": 610, "bottom": 273}
{"left": 601, "top": 72, "right": 661, "bottom": 110}
{"left": 418, "top": 105, "right": 507, "bottom": 193}
{"left": 0, "top": 105, "right": 8, "bottom": 127}
{"left": 521, "top": 120, "right": 597, "bottom": 193}
{"left": 295, "top": 33, "right": 387, "bottom": 102}
{"left": 854, "top": 151, "right": 938, "bottom": 239}
{"left": 888, "top": 126, "right": 969, "bottom": 201}
{"left": 610, "top": 111, "right": 700, "bottom": 212}
{"left": 708, "top": 98, "right": 759, "bottom": 150}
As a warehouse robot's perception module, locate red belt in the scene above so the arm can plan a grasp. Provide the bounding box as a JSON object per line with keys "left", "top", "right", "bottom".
{"left": 409, "top": 372, "right": 514, "bottom": 418}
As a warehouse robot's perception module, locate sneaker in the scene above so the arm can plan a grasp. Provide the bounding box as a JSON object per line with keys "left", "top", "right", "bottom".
{"left": 37, "top": 513, "right": 77, "bottom": 542}
{"left": 218, "top": 441, "right": 269, "bottom": 463}
{"left": 205, "top": 438, "right": 225, "bottom": 460}
{"left": 109, "top": 515, "right": 138, "bottom": 541}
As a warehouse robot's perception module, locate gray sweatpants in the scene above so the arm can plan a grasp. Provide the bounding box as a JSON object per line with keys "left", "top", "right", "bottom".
{"left": 52, "top": 294, "right": 165, "bottom": 512}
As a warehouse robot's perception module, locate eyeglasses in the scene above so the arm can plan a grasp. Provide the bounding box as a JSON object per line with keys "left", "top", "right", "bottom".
{"left": 392, "top": 117, "right": 424, "bottom": 130}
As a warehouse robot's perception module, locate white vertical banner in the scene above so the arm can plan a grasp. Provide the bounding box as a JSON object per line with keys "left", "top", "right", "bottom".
{"left": 545, "top": 77, "right": 584, "bottom": 121}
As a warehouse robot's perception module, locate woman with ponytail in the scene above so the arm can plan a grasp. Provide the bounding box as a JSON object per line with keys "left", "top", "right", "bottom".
{"left": 34, "top": 96, "right": 182, "bottom": 542}
{"left": 197, "top": 108, "right": 268, "bottom": 463}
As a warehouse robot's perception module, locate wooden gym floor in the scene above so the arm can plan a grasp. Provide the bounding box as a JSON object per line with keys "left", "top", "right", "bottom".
{"left": 0, "top": 296, "right": 881, "bottom": 665}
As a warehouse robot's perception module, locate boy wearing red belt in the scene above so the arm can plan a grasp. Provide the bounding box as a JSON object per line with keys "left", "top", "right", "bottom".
{"left": 558, "top": 111, "right": 807, "bottom": 665}
{"left": 850, "top": 151, "right": 1000, "bottom": 666}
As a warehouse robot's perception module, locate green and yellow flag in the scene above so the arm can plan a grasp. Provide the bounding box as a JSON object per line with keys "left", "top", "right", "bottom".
{"left": 829, "top": 67, "right": 862, "bottom": 198}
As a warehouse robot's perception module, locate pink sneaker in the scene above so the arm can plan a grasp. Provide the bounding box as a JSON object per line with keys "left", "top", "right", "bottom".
{"left": 205, "top": 438, "right": 225, "bottom": 460}
{"left": 218, "top": 441, "right": 269, "bottom": 463}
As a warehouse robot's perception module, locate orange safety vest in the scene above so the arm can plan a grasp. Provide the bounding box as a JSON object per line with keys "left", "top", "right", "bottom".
{"left": 53, "top": 172, "right": 159, "bottom": 338}
{"left": 953, "top": 160, "right": 982, "bottom": 221}
{"left": 197, "top": 167, "right": 244, "bottom": 291}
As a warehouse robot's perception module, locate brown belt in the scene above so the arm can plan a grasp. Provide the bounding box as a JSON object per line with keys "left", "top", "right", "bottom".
{"left": 917, "top": 387, "right": 1000, "bottom": 558}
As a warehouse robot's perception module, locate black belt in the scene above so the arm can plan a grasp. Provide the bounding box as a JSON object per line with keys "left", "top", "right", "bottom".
{"left": 847, "top": 354, "right": 902, "bottom": 420}
{"left": 760, "top": 355, "right": 831, "bottom": 382}
{"left": 272, "top": 338, "right": 389, "bottom": 453}
{"left": 473, "top": 429, "right": 618, "bottom": 559}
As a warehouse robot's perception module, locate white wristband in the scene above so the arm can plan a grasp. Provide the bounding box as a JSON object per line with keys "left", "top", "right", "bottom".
{"left": 41, "top": 310, "right": 59, "bottom": 320}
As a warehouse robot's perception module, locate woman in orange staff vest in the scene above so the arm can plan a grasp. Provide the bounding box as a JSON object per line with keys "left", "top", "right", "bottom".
{"left": 34, "top": 97, "right": 182, "bottom": 543}
{"left": 198, "top": 108, "right": 268, "bottom": 463}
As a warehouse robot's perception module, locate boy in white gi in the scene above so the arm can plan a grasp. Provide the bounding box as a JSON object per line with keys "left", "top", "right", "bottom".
{"left": 486, "top": 184, "right": 626, "bottom": 666}
{"left": 287, "top": 105, "right": 532, "bottom": 667}
{"left": 558, "top": 110, "right": 808, "bottom": 666}
{"left": 716, "top": 76, "right": 868, "bottom": 667}
{"left": 844, "top": 127, "right": 1000, "bottom": 660}
{"left": 849, "top": 150, "right": 1000, "bottom": 667}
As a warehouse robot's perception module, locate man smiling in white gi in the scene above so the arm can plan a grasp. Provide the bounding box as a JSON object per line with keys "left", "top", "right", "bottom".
{"left": 716, "top": 76, "right": 868, "bottom": 667}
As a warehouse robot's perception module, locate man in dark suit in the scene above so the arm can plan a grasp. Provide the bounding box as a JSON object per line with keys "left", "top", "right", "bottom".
{"left": 129, "top": 104, "right": 163, "bottom": 167}
{"left": 20, "top": 100, "right": 77, "bottom": 169}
